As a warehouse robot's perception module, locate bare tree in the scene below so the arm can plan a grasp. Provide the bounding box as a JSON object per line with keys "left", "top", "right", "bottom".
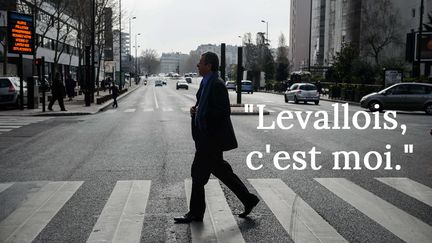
{"left": 360, "top": 0, "right": 401, "bottom": 65}
{"left": 139, "top": 49, "right": 160, "bottom": 74}
{"left": 275, "top": 33, "right": 289, "bottom": 81}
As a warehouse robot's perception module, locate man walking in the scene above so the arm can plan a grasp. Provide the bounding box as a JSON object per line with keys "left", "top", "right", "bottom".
{"left": 111, "top": 83, "right": 119, "bottom": 108}
{"left": 48, "top": 72, "right": 67, "bottom": 111}
{"left": 174, "top": 52, "right": 259, "bottom": 223}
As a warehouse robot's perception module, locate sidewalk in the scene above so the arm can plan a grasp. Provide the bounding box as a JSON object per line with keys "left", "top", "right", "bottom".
{"left": 0, "top": 82, "right": 141, "bottom": 117}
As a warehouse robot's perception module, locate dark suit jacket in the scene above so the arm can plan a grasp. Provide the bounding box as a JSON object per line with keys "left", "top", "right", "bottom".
{"left": 191, "top": 75, "right": 238, "bottom": 152}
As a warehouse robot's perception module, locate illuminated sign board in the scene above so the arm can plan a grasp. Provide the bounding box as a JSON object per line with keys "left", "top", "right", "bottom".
{"left": 7, "top": 11, "right": 34, "bottom": 55}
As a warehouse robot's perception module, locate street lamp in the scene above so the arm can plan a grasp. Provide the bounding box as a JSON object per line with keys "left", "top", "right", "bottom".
{"left": 261, "top": 20, "right": 268, "bottom": 45}
{"left": 129, "top": 16, "right": 136, "bottom": 75}
{"left": 135, "top": 33, "right": 141, "bottom": 85}
{"left": 238, "top": 35, "right": 242, "bottom": 46}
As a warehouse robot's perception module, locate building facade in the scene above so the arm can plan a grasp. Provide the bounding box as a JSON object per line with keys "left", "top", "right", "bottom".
{"left": 289, "top": 0, "right": 312, "bottom": 71}
{"left": 293, "top": 0, "right": 432, "bottom": 74}
{"left": 1, "top": 0, "right": 81, "bottom": 80}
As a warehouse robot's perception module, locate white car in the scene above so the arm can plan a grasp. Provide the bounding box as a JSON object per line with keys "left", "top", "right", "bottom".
{"left": 284, "top": 83, "right": 320, "bottom": 105}
{"left": 0, "top": 77, "right": 28, "bottom": 107}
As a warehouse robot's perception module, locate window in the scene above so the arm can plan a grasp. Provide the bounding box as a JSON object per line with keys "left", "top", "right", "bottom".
{"left": 408, "top": 85, "right": 427, "bottom": 95}
{"left": 390, "top": 85, "right": 410, "bottom": 95}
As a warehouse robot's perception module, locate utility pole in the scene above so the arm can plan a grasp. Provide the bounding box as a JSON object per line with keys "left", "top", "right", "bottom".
{"left": 119, "top": 0, "right": 122, "bottom": 90}
{"left": 91, "top": 0, "right": 95, "bottom": 102}
{"left": 308, "top": 0, "right": 312, "bottom": 72}
{"left": 415, "top": 0, "right": 424, "bottom": 78}
{"left": 221, "top": 43, "right": 226, "bottom": 82}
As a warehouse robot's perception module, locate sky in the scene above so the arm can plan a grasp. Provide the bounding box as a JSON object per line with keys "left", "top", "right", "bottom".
{"left": 121, "top": 0, "right": 291, "bottom": 56}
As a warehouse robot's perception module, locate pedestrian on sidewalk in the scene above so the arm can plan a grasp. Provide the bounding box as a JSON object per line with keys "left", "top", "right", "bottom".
{"left": 111, "top": 83, "right": 119, "bottom": 108}
{"left": 65, "top": 74, "right": 76, "bottom": 101}
{"left": 174, "top": 52, "right": 259, "bottom": 224}
{"left": 48, "top": 72, "right": 67, "bottom": 111}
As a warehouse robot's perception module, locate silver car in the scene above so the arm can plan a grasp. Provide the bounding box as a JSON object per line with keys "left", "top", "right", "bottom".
{"left": 284, "top": 83, "right": 320, "bottom": 105}
{"left": 0, "top": 77, "right": 28, "bottom": 107}
{"left": 360, "top": 83, "right": 432, "bottom": 114}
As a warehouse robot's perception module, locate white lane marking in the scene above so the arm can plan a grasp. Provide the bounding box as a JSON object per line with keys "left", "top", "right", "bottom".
{"left": 87, "top": 180, "right": 151, "bottom": 243}
{"left": 0, "top": 181, "right": 83, "bottom": 243}
{"left": 153, "top": 87, "right": 159, "bottom": 109}
{"left": 183, "top": 94, "right": 195, "bottom": 100}
{"left": 315, "top": 178, "right": 432, "bottom": 243}
{"left": 249, "top": 179, "right": 347, "bottom": 243}
{"left": 162, "top": 108, "right": 173, "bottom": 112}
{"left": 0, "top": 183, "right": 14, "bottom": 193}
{"left": 124, "top": 109, "right": 136, "bottom": 113}
{"left": 143, "top": 108, "right": 154, "bottom": 112}
{"left": 0, "top": 129, "right": 13, "bottom": 132}
{"left": 376, "top": 177, "right": 432, "bottom": 207}
{"left": 185, "top": 179, "right": 245, "bottom": 243}
{"left": 105, "top": 110, "right": 117, "bottom": 113}
{"left": 0, "top": 126, "right": 21, "bottom": 129}
{"left": 0, "top": 123, "right": 30, "bottom": 126}
{"left": 181, "top": 107, "right": 190, "bottom": 112}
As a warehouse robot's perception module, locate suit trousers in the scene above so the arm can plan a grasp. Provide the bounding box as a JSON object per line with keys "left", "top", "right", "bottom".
{"left": 189, "top": 149, "right": 254, "bottom": 217}
{"left": 48, "top": 95, "right": 65, "bottom": 110}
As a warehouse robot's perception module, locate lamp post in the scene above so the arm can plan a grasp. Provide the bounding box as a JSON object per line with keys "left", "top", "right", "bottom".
{"left": 261, "top": 20, "right": 268, "bottom": 44}
{"left": 135, "top": 33, "right": 141, "bottom": 85}
{"left": 129, "top": 16, "right": 136, "bottom": 77}
{"left": 238, "top": 35, "right": 242, "bottom": 46}
{"left": 119, "top": 0, "right": 122, "bottom": 90}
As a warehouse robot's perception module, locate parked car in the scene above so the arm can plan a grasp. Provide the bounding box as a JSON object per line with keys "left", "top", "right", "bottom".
{"left": 360, "top": 83, "right": 432, "bottom": 114}
{"left": 225, "top": 81, "right": 236, "bottom": 90}
{"left": 237, "top": 80, "right": 254, "bottom": 94}
{"left": 185, "top": 77, "right": 192, "bottom": 83}
{"left": 284, "top": 83, "right": 320, "bottom": 105}
{"left": 155, "top": 80, "right": 163, "bottom": 86}
{"left": 0, "top": 77, "right": 28, "bottom": 107}
{"left": 162, "top": 80, "right": 167, "bottom": 85}
{"left": 176, "top": 80, "right": 189, "bottom": 90}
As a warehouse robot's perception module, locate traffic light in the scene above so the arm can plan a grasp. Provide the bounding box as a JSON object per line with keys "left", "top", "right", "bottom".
{"left": 35, "top": 58, "right": 42, "bottom": 66}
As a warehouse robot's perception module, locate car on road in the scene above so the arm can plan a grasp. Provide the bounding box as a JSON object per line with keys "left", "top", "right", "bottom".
{"left": 284, "top": 83, "right": 320, "bottom": 105}
{"left": 185, "top": 77, "right": 192, "bottom": 83}
{"left": 360, "top": 82, "right": 432, "bottom": 114}
{"left": 155, "top": 80, "right": 163, "bottom": 86}
{"left": 0, "top": 77, "right": 28, "bottom": 107}
{"left": 176, "top": 80, "right": 189, "bottom": 90}
{"left": 237, "top": 80, "right": 254, "bottom": 94}
{"left": 225, "top": 81, "right": 236, "bottom": 90}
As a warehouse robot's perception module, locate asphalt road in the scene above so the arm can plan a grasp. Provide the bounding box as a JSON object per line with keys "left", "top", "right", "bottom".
{"left": 0, "top": 77, "right": 431, "bottom": 242}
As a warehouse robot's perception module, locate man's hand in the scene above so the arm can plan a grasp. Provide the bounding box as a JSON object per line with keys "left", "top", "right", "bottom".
{"left": 190, "top": 106, "right": 197, "bottom": 117}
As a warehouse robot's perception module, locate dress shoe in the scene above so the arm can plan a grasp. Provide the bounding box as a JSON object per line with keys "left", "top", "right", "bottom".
{"left": 239, "top": 194, "right": 260, "bottom": 218}
{"left": 61, "top": 109, "right": 67, "bottom": 111}
{"left": 174, "top": 212, "right": 203, "bottom": 223}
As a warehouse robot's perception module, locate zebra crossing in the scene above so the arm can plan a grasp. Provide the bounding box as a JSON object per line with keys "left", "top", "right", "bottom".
{"left": 1, "top": 177, "right": 430, "bottom": 242}
{"left": 0, "top": 116, "right": 51, "bottom": 135}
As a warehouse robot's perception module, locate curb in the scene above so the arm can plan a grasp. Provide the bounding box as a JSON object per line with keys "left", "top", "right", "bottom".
{"left": 0, "top": 85, "right": 141, "bottom": 117}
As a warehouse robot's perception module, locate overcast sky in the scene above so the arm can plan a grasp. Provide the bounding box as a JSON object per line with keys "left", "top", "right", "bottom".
{"left": 121, "top": 0, "right": 291, "bottom": 56}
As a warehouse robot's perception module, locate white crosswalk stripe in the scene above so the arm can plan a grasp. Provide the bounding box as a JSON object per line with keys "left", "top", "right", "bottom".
{"left": 87, "top": 180, "right": 151, "bottom": 243}
{"left": 0, "top": 181, "right": 83, "bottom": 242}
{"left": 0, "top": 183, "right": 13, "bottom": 193}
{"left": 1, "top": 177, "right": 431, "bottom": 242}
{"left": 315, "top": 178, "right": 432, "bottom": 243}
{"left": 143, "top": 108, "right": 154, "bottom": 112}
{"left": 162, "top": 107, "right": 173, "bottom": 112}
{"left": 249, "top": 179, "right": 347, "bottom": 243}
{"left": 376, "top": 177, "right": 432, "bottom": 207}
{"left": 185, "top": 179, "right": 245, "bottom": 243}
{"left": 0, "top": 116, "right": 51, "bottom": 135}
{"left": 124, "top": 108, "right": 136, "bottom": 113}
{"left": 105, "top": 109, "right": 117, "bottom": 113}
